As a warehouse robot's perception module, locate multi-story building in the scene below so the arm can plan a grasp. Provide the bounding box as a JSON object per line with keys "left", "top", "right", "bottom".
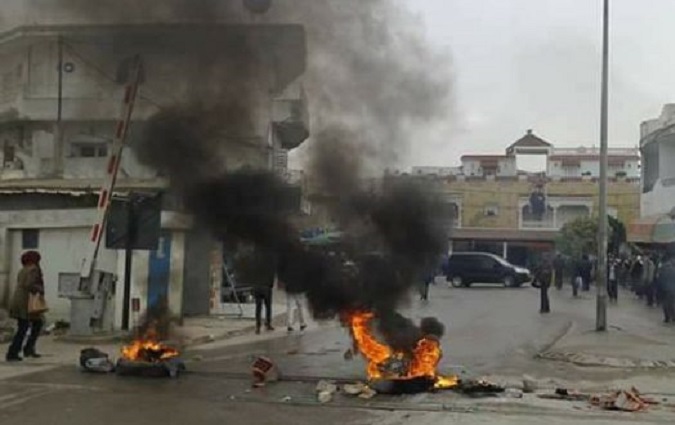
{"left": 410, "top": 130, "right": 641, "bottom": 266}
{"left": 0, "top": 3, "right": 309, "bottom": 326}
{"left": 629, "top": 104, "right": 675, "bottom": 244}
{"left": 452, "top": 130, "right": 640, "bottom": 179}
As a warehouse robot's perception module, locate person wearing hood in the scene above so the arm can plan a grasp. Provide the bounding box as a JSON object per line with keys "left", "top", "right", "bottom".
{"left": 6, "top": 251, "right": 45, "bottom": 362}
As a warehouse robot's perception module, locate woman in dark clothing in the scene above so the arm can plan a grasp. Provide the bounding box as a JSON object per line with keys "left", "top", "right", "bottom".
{"left": 6, "top": 251, "right": 45, "bottom": 362}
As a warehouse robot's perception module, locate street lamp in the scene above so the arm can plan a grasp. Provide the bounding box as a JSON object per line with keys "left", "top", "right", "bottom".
{"left": 596, "top": 0, "right": 610, "bottom": 332}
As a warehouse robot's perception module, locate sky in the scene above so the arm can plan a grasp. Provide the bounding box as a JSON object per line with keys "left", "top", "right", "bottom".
{"left": 403, "top": 0, "right": 675, "bottom": 166}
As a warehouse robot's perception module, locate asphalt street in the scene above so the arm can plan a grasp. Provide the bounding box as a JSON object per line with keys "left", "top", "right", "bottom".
{"left": 0, "top": 283, "right": 671, "bottom": 424}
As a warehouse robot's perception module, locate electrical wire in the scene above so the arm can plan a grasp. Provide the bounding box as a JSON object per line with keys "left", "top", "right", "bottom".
{"left": 61, "top": 40, "right": 172, "bottom": 111}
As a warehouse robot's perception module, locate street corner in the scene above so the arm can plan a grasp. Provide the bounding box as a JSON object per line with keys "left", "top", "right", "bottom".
{"left": 536, "top": 325, "right": 675, "bottom": 369}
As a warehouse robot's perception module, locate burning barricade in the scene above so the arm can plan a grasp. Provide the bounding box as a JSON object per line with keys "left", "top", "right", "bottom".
{"left": 116, "top": 326, "right": 185, "bottom": 378}
{"left": 344, "top": 311, "right": 459, "bottom": 394}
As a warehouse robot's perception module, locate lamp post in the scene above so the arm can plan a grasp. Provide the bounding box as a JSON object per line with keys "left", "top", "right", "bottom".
{"left": 596, "top": 0, "right": 610, "bottom": 332}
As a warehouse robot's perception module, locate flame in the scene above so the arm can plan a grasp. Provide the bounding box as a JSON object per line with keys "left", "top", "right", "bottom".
{"left": 346, "top": 311, "right": 458, "bottom": 389}
{"left": 121, "top": 327, "right": 179, "bottom": 362}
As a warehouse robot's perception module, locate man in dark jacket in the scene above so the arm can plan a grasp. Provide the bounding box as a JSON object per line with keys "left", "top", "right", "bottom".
{"left": 579, "top": 255, "right": 593, "bottom": 292}
{"left": 553, "top": 254, "right": 565, "bottom": 290}
{"left": 234, "top": 244, "right": 277, "bottom": 334}
{"left": 657, "top": 253, "right": 675, "bottom": 323}
{"left": 535, "top": 258, "right": 553, "bottom": 313}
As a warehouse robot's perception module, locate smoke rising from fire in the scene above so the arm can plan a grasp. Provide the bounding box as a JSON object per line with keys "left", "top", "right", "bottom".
{"left": 60, "top": 0, "right": 453, "bottom": 353}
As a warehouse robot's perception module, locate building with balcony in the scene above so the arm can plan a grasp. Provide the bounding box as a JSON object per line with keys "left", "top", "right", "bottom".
{"left": 0, "top": 4, "right": 309, "bottom": 327}
{"left": 457, "top": 130, "right": 639, "bottom": 179}
{"left": 408, "top": 130, "right": 640, "bottom": 266}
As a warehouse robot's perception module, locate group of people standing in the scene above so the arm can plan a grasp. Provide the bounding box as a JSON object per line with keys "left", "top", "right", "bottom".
{"left": 535, "top": 253, "right": 595, "bottom": 314}
{"left": 232, "top": 244, "right": 308, "bottom": 335}
{"left": 621, "top": 252, "right": 675, "bottom": 323}
{"left": 536, "top": 249, "right": 675, "bottom": 322}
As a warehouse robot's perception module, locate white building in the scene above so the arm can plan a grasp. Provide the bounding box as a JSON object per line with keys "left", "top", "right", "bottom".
{"left": 628, "top": 104, "right": 675, "bottom": 244}
{"left": 640, "top": 104, "right": 675, "bottom": 217}
{"left": 411, "top": 166, "right": 463, "bottom": 177}
{"left": 0, "top": 5, "right": 309, "bottom": 328}
{"left": 547, "top": 147, "right": 640, "bottom": 179}
{"left": 457, "top": 130, "right": 639, "bottom": 179}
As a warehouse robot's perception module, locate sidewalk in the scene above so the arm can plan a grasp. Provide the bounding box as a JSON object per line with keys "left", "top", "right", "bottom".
{"left": 0, "top": 293, "right": 288, "bottom": 380}
{"left": 538, "top": 287, "right": 675, "bottom": 368}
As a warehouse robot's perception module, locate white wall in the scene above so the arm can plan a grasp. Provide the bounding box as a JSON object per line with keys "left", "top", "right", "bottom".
{"left": 642, "top": 181, "right": 675, "bottom": 217}
{"left": 0, "top": 208, "right": 192, "bottom": 328}
{"left": 659, "top": 142, "right": 675, "bottom": 180}
{"left": 7, "top": 227, "right": 118, "bottom": 322}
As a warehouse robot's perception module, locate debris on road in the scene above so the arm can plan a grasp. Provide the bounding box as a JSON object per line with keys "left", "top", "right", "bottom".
{"left": 342, "top": 382, "right": 369, "bottom": 395}
{"left": 340, "top": 382, "right": 377, "bottom": 399}
{"left": 522, "top": 375, "right": 537, "bottom": 393}
{"left": 79, "top": 348, "right": 115, "bottom": 374}
{"left": 252, "top": 356, "right": 279, "bottom": 387}
{"left": 315, "top": 380, "right": 344, "bottom": 403}
{"left": 590, "top": 387, "right": 659, "bottom": 412}
{"left": 504, "top": 388, "right": 524, "bottom": 399}
{"left": 455, "top": 379, "right": 505, "bottom": 396}
{"left": 317, "top": 391, "right": 333, "bottom": 403}
{"left": 358, "top": 386, "right": 377, "bottom": 399}
{"left": 538, "top": 388, "right": 589, "bottom": 402}
{"left": 316, "top": 380, "right": 338, "bottom": 394}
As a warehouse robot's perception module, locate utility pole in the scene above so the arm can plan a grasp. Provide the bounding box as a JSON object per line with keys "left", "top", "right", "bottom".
{"left": 596, "top": 0, "right": 610, "bottom": 332}
{"left": 121, "top": 194, "right": 137, "bottom": 331}
{"left": 53, "top": 35, "right": 65, "bottom": 177}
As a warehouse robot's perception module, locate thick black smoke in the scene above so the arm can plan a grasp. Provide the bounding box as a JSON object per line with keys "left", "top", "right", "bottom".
{"left": 59, "top": 0, "right": 454, "bottom": 354}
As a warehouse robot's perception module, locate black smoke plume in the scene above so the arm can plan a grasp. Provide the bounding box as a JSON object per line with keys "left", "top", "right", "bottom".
{"left": 63, "top": 0, "right": 455, "bottom": 355}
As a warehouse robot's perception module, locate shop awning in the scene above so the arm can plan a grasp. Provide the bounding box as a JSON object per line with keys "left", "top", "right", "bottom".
{"left": 628, "top": 214, "right": 675, "bottom": 244}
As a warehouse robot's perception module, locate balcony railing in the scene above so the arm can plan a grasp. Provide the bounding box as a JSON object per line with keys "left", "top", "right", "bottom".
{"left": 521, "top": 218, "right": 556, "bottom": 230}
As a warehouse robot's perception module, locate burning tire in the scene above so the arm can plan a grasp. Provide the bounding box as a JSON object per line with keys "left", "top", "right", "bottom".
{"left": 115, "top": 357, "right": 186, "bottom": 378}
{"left": 370, "top": 377, "right": 437, "bottom": 395}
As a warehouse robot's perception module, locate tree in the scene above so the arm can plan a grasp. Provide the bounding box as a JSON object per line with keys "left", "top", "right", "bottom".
{"left": 556, "top": 215, "right": 626, "bottom": 260}
{"left": 557, "top": 217, "right": 597, "bottom": 260}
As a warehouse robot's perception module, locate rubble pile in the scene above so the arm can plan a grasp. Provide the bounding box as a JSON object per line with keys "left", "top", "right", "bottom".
{"left": 591, "top": 387, "right": 659, "bottom": 412}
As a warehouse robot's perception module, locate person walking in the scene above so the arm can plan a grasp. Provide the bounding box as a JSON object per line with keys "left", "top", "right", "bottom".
{"left": 644, "top": 255, "right": 657, "bottom": 307}
{"left": 535, "top": 258, "right": 553, "bottom": 313}
{"left": 657, "top": 250, "right": 675, "bottom": 323}
{"left": 608, "top": 257, "right": 618, "bottom": 303}
{"left": 419, "top": 273, "right": 433, "bottom": 301}
{"left": 629, "top": 255, "right": 645, "bottom": 296}
{"left": 282, "top": 283, "right": 307, "bottom": 332}
{"left": 6, "top": 251, "right": 45, "bottom": 362}
{"left": 580, "top": 254, "right": 593, "bottom": 292}
{"left": 235, "top": 244, "right": 276, "bottom": 335}
{"left": 553, "top": 253, "right": 565, "bottom": 290}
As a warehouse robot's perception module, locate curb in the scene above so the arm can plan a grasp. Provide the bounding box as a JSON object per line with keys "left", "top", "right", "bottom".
{"left": 534, "top": 320, "right": 575, "bottom": 359}
{"left": 184, "top": 312, "right": 289, "bottom": 348}
{"left": 535, "top": 321, "right": 675, "bottom": 369}
{"left": 538, "top": 350, "right": 675, "bottom": 369}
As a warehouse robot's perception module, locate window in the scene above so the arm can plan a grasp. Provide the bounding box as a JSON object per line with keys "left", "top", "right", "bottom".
{"left": 484, "top": 204, "right": 499, "bottom": 217}
{"left": 71, "top": 143, "right": 108, "bottom": 158}
{"left": 21, "top": 229, "right": 39, "bottom": 249}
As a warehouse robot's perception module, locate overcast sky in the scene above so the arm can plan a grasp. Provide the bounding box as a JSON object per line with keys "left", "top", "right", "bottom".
{"left": 403, "top": 0, "right": 675, "bottom": 166}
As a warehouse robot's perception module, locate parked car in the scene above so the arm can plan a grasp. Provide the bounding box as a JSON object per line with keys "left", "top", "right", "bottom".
{"left": 445, "top": 252, "right": 531, "bottom": 288}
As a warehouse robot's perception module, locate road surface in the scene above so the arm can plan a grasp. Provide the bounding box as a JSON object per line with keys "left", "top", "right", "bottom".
{"left": 1, "top": 284, "right": 673, "bottom": 424}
